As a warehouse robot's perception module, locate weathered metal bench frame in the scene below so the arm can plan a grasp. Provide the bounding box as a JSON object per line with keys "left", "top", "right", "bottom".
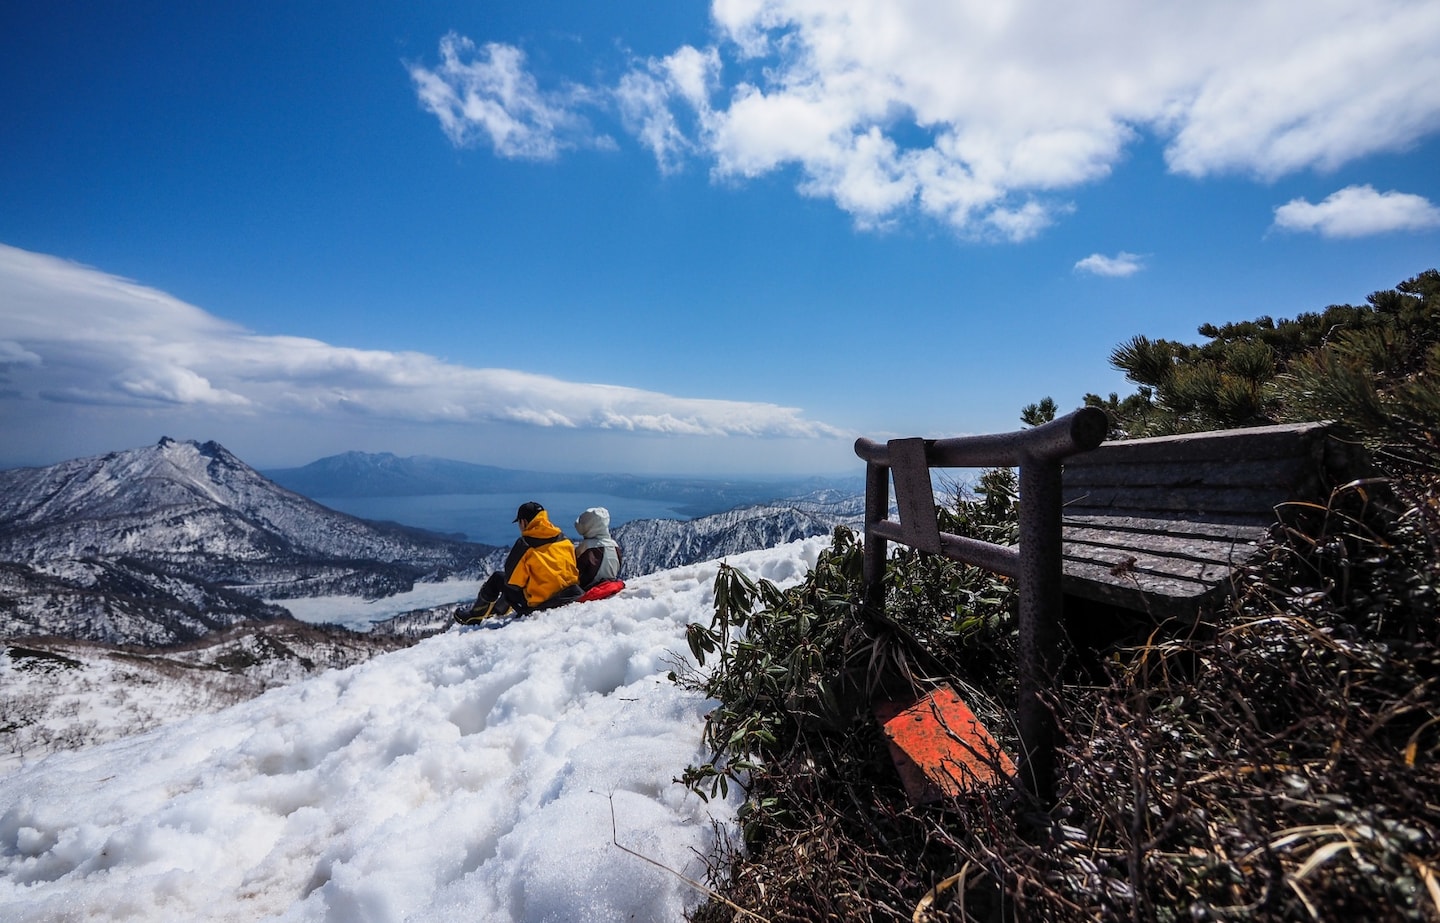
{"left": 854, "top": 407, "right": 1109, "bottom": 804}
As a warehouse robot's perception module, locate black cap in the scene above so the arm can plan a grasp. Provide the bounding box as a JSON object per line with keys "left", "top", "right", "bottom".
{"left": 513, "top": 501, "right": 544, "bottom": 523}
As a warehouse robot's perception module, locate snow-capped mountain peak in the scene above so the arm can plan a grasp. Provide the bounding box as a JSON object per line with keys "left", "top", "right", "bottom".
{"left": 0, "top": 440, "right": 488, "bottom": 645}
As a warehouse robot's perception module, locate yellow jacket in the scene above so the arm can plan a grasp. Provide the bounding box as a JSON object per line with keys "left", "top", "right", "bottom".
{"left": 505, "top": 510, "right": 581, "bottom": 608}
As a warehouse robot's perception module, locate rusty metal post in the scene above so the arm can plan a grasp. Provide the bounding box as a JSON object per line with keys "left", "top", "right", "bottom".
{"left": 1017, "top": 455, "right": 1065, "bottom": 807}
{"left": 862, "top": 457, "right": 890, "bottom": 611}
{"left": 854, "top": 408, "right": 1109, "bottom": 808}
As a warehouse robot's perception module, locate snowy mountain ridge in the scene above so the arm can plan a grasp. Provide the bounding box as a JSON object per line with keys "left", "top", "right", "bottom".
{"left": 615, "top": 490, "right": 863, "bottom": 576}
{"left": 0, "top": 437, "right": 485, "bottom": 566}
{"left": 0, "top": 438, "right": 490, "bottom": 645}
{"left": 0, "top": 441, "right": 859, "bottom": 920}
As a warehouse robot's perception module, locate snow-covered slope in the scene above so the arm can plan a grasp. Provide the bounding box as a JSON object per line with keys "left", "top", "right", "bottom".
{"left": 0, "top": 537, "right": 828, "bottom": 923}
{"left": 1, "top": 622, "right": 414, "bottom": 773}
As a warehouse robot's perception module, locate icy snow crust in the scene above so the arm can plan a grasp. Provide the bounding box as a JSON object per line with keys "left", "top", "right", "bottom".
{"left": 0, "top": 537, "right": 826, "bottom": 922}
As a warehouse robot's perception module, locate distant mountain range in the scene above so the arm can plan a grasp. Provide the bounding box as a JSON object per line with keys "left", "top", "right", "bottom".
{"left": 614, "top": 493, "right": 864, "bottom": 575}
{"left": 0, "top": 439, "right": 864, "bottom": 647}
{"left": 263, "top": 451, "right": 861, "bottom": 519}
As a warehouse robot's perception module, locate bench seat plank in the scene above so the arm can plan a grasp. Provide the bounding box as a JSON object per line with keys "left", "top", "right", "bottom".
{"left": 1060, "top": 559, "right": 1218, "bottom": 612}
{"left": 1063, "top": 529, "right": 1266, "bottom": 569}
{"left": 1064, "top": 540, "right": 1254, "bottom": 586}
{"left": 1062, "top": 422, "right": 1332, "bottom": 466}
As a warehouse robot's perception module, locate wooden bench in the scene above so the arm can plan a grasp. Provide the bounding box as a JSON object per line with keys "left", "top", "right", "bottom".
{"left": 1060, "top": 421, "right": 1368, "bottom": 619}
{"left": 855, "top": 412, "right": 1367, "bottom": 803}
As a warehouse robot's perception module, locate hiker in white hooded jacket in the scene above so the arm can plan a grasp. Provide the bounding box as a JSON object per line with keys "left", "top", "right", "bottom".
{"left": 574, "top": 507, "right": 623, "bottom": 590}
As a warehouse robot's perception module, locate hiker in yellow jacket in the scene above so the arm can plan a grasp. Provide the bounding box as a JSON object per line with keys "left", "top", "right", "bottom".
{"left": 462, "top": 501, "right": 581, "bottom": 622}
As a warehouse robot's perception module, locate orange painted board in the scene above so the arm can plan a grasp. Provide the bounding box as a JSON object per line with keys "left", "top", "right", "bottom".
{"left": 875, "top": 686, "right": 1016, "bottom": 804}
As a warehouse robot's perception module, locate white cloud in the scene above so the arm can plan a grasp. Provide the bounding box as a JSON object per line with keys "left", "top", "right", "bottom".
{"left": 1161, "top": 5, "right": 1440, "bottom": 178}
{"left": 616, "top": 46, "right": 721, "bottom": 174}
{"left": 986, "top": 200, "right": 1060, "bottom": 243}
{"left": 696, "top": 0, "right": 1440, "bottom": 233}
{"left": 0, "top": 244, "right": 846, "bottom": 442}
{"left": 1074, "top": 251, "right": 1144, "bottom": 277}
{"left": 114, "top": 365, "right": 252, "bottom": 407}
{"left": 1271, "top": 185, "right": 1440, "bottom": 238}
{"left": 413, "top": 1, "right": 1440, "bottom": 238}
{"left": 408, "top": 33, "right": 594, "bottom": 159}
{"left": 0, "top": 340, "right": 41, "bottom": 367}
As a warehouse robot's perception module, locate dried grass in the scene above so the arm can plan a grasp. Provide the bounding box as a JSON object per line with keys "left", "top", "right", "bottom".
{"left": 689, "top": 474, "right": 1440, "bottom": 922}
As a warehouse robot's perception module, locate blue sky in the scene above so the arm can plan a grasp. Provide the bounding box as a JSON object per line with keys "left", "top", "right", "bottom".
{"left": 2, "top": 1, "right": 1438, "bottom": 476}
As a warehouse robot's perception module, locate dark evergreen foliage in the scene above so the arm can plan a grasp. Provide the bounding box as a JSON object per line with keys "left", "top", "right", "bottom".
{"left": 1065, "top": 269, "right": 1440, "bottom": 447}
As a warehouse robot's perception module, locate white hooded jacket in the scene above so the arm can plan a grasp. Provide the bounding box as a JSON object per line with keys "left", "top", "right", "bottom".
{"left": 574, "top": 507, "right": 623, "bottom": 589}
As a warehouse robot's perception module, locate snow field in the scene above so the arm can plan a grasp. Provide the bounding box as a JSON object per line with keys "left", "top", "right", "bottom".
{"left": 0, "top": 537, "right": 829, "bottom": 922}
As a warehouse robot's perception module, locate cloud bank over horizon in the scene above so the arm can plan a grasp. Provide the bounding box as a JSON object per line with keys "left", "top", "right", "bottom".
{"left": 0, "top": 244, "right": 848, "bottom": 466}
{"left": 410, "top": 0, "right": 1440, "bottom": 242}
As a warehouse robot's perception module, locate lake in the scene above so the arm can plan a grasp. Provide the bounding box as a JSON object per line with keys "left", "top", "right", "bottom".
{"left": 314, "top": 492, "right": 691, "bottom": 546}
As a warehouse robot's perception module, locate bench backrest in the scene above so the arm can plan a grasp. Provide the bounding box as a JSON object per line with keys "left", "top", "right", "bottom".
{"left": 1059, "top": 421, "right": 1367, "bottom": 616}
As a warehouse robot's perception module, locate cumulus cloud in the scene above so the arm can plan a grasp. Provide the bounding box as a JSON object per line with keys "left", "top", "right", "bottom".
{"left": 412, "top": 1, "right": 1440, "bottom": 238}
{"left": 1272, "top": 185, "right": 1440, "bottom": 238}
{"left": 0, "top": 244, "right": 845, "bottom": 440}
{"left": 1074, "top": 251, "right": 1144, "bottom": 277}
